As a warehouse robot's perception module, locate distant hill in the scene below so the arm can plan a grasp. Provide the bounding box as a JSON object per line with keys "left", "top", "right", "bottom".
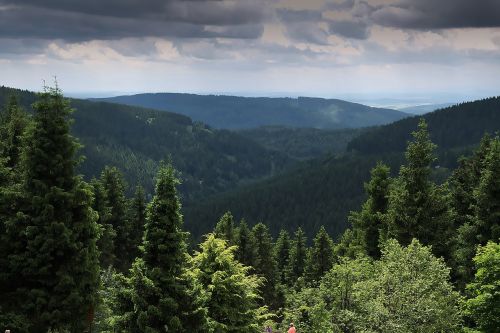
{"left": 400, "top": 102, "right": 456, "bottom": 115}
{"left": 238, "top": 126, "right": 366, "bottom": 160}
{"left": 0, "top": 86, "right": 293, "bottom": 201}
{"left": 185, "top": 96, "right": 500, "bottom": 240}
{"left": 94, "top": 93, "right": 408, "bottom": 129}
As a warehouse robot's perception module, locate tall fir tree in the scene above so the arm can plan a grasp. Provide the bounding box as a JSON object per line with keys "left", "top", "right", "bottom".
{"left": 235, "top": 219, "right": 257, "bottom": 267}
{"left": 129, "top": 164, "right": 208, "bottom": 332}
{"left": 386, "top": 119, "right": 454, "bottom": 259}
{"left": 274, "top": 229, "right": 291, "bottom": 285}
{"left": 214, "top": 211, "right": 237, "bottom": 245}
{"left": 129, "top": 185, "right": 147, "bottom": 260}
{"left": 90, "top": 177, "right": 116, "bottom": 268}
{"left": 252, "top": 222, "right": 279, "bottom": 310}
{"left": 452, "top": 135, "right": 497, "bottom": 287}
{"left": 286, "top": 227, "right": 308, "bottom": 286}
{"left": 100, "top": 166, "right": 131, "bottom": 271}
{"left": 349, "top": 162, "right": 391, "bottom": 258}
{"left": 305, "top": 226, "right": 335, "bottom": 284}
{"left": 192, "top": 234, "right": 268, "bottom": 333}
{"left": 0, "top": 95, "right": 29, "bottom": 171}
{"left": 13, "top": 85, "right": 100, "bottom": 332}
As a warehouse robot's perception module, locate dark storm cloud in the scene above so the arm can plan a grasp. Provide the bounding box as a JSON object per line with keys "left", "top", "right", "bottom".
{"left": 0, "top": 0, "right": 266, "bottom": 41}
{"left": 372, "top": 0, "right": 500, "bottom": 30}
{"left": 328, "top": 20, "right": 369, "bottom": 39}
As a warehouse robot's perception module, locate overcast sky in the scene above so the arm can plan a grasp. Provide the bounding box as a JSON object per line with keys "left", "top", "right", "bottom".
{"left": 1, "top": 0, "right": 500, "bottom": 101}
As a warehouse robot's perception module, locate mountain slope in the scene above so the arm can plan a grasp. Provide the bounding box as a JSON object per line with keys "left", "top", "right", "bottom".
{"left": 0, "top": 86, "right": 293, "bottom": 201}
{"left": 95, "top": 93, "right": 408, "bottom": 130}
{"left": 185, "top": 96, "right": 500, "bottom": 239}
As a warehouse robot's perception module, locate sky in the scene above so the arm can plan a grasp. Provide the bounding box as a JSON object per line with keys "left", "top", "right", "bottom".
{"left": 1, "top": 0, "right": 500, "bottom": 103}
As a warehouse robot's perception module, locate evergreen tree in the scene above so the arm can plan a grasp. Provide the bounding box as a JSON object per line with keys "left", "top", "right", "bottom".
{"left": 305, "top": 226, "right": 335, "bottom": 284}
{"left": 15, "top": 85, "right": 99, "bottom": 331}
{"left": 129, "top": 185, "right": 146, "bottom": 260}
{"left": 130, "top": 164, "right": 208, "bottom": 332}
{"left": 214, "top": 211, "right": 237, "bottom": 245}
{"left": 349, "top": 162, "right": 390, "bottom": 258}
{"left": 0, "top": 94, "right": 29, "bottom": 171}
{"left": 192, "top": 234, "right": 269, "bottom": 332}
{"left": 386, "top": 119, "right": 454, "bottom": 259}
{"left": 235, "top": 219, "right": 257, "bottom": 267}
{"left": 286, "top": 227, "right": 308, "bottom": 286}
{"left": 100, "top": 166, "right": 131, "bottom": 271}
{"left": 90, "top": 177, "right": 116, "bottom": 268}
{"left": 274, "top": 229, "right": 291, "bottom": 284}
{"left": 252, "top": 222, "right": 279, "bottom": 309}
{"left": 455, "top": 136, "right": 500, "bottom": 287}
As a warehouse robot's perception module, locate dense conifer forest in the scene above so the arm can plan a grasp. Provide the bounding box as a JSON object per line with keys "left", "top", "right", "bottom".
{"left": 1, "top": 86, "right": 499, "bottom": 332}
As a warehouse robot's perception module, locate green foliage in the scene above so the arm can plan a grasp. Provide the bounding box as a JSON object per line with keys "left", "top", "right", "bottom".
{"left": 214, "top": 211, "right": 237, "bottom": 245}
{"left": 192, "top": 234, "right": 269, "bottom": 333}
{"left": 235, "top": 219, "right": 257, "bottom": 267}
{"left": 128, "top": 164, "right": 208, "bottom": 332}
{"left": 100, "top": 166, "right": 132, "bottom": 271}
{"left": 0, "top": 94, "right": 29, "bottom": 171}
{"left": 252, "top": 223, "right": 279, "bottom": 309}
{"left": 4, "top": 85, "right": 100, "bottom": 332}
{"left": 285, "top": 240, "right": 461, "bottom": 333}
{"left": 305, "top": 226, "right": 335, "bottom": 284}
{"left": 386, "top": 119, "right": 455, "bottom": 259}
{"left": 129, "top": 185, "right": 147, "bottom": 260}
{"left": 274, "top": 229, "right": 291, "bottom": 284}
{"left": 464, "top": 241, "right": 500, "bottom": 332}
{"left": 349, "top": 162, "right": 391, "bottom": 258}
{"left": 286, "top": 228, "right": 308, "bottom": 287}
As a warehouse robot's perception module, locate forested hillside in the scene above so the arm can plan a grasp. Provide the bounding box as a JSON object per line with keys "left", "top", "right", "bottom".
{"left": 0, "top": 86, "right": 292, "bottom": 200}
{"left": 348, "top": 96, "right": 500, "bottom": 154}
{"left": 238, "top": 126, "right": 365, "bottom": 160}
{"left": 96, "top": 93, "right": 408, "bottom": 129}
{"left": 185, "top": 97, "right": 500, "bottom": 239}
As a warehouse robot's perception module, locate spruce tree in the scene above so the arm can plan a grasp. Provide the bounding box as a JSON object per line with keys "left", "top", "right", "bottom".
{"left": 386, "top": 119, "right": 454, "bottom": 259}
{"left": 130, "top": 164, "right": 208, "bottom": 332}
{"left": 235, "top": 219, "right": 257, "bottom": 267}
{"left": 192, "top": 234, "right": 268, "bottom": 333}
{"left": 305, "top": 226, "right": 335, "bottom": 284}
{"left": 90, "top": 177, "right": 116, "bottom": 268}
{"left": 0, "top": 95, "right": 29, "bottom": 170}
{"left": 252, "top": 222, "right": 279, "bottom": 309}
{"left": 129, "top": 185, "right": 146, "bottom": 260}
{"left": 274, "top": 229, "right": 291, "bottom": 284}
{"left": 286, "top": 227, "right": 308, "bottom": 286}
{"left": 349, "top": 162, "right": 391, "bottom": 258}
{"left": 17, "top": 85, "right": 100, "bottom": 331}
{"left": 214, "top": 211, "right": 237, "bottom": 245}
{"left": 100, "top": 166, "right": 131, "bottom": 271}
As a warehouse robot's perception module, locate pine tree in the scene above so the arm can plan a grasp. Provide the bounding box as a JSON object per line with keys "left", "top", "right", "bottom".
{"left": 193, "top": 234, "right": 268, "bottom": 332}
{"left": 274, "top": 229, "right": 291, "bottom": 284}
{"left": 129, "top": 185, "right": 146, "bottom": 260}
{"left": 235, "top": 219, "right": 257, "bottom": 267}
{"left": 286, "top": 227, "right": 308, "bottom": 286}
{"left": 305, "top": 226, "right": 335, "bottom": 284}
{"left": 252, "top": 222, "right": 279, "bottom": 309}
{"left": 386, "top": 119, "right": 454, "bottom": 259}
{"left": 349, "top": 162, "right": 391, "bottom": 258}
{"left": 100, "top": 166, "right": 131, "bottom": 271}
{"left": 15, "top": 85, "right": 100, "bottom": 331}
{"left": 90, "top": 177, "right": 116, "bottom": 268}
{"left": 214, "top": 211, "right": 237, "bottom": 245}
{"left": 130, "top": 164, "right": 208, "bottom": 332}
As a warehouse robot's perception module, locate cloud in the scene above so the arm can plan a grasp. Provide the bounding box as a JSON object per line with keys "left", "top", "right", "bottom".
{"left": 328, "top": 19, "right": 370, "bottom": 39}
{"left": 0, "top": 0, "right": 267, "bottom": 42}
{"left": 371, "top": 0, "right": 500, "bottom": 30}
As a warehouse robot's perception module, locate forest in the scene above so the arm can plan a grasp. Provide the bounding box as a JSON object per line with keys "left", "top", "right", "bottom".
{"left": 0, "top": 86, "right": 498, "bottom": 333}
